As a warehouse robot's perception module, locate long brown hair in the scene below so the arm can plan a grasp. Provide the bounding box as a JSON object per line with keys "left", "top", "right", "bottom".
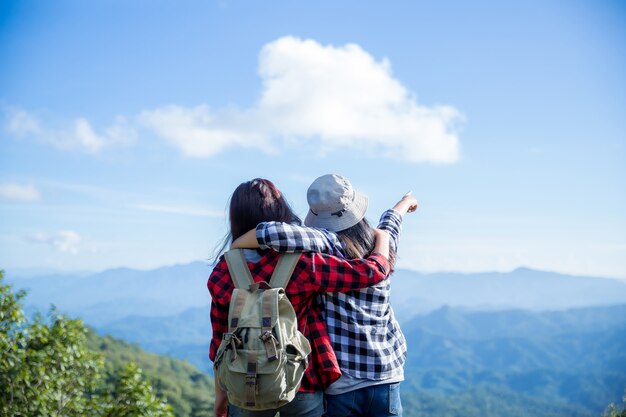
{"left": 337, "top": 218, "right": 397, "bottom": 269}
{"left": 212, "top": 178, "right": 300, "bottom": 261}
{"left": 229, "top": 178, "right": 300, "bottom": 240}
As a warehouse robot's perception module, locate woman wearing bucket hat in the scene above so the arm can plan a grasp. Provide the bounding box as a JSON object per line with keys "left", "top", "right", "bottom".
{"left": 208, "top": 178, "right": 393, "bottom": 417}
{"left": 232, "top": 174, "right": 418, "bottom": 417}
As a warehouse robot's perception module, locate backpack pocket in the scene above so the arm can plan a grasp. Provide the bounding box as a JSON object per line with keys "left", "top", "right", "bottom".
{"left": 218, "top": 347, "right": 292, "bottom": 410}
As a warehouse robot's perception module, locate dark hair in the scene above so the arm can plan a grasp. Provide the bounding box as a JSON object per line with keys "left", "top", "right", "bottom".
{"left": 229, "top": 178, "right": 301, "bottom": 240}
{"left": 211, "top": 178, "right": 301, "bottom": 261}
{"left": 337, "top": 218, "right": 397, "bottom": 269}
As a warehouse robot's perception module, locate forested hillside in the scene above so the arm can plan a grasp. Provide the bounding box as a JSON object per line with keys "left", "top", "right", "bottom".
{"left": 0, "top": 272, "right": 214, "bottom": 417}
{"left": 94, "top": 305, "right": 626, "bottom": 416}
{"left": 4, "top": 266, "right": 626, "bottom": 417}
{"left": 397, "top": 305, "right": 626, "bottom": 416}
{"left": 87, "top": 332, "right": 215, "bottom": 417}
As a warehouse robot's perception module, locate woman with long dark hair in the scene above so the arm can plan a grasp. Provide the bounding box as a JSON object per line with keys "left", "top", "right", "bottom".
{"left": 232, "top": 174, "right": 418, "bottom": 417}
{"left": 208, "top": 178, "right": 392, "bottom": 417}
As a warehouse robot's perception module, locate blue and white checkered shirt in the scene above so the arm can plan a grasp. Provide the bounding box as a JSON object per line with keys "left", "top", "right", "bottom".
{"left": 256, "top": 210, "right": 407, "bottom": 381}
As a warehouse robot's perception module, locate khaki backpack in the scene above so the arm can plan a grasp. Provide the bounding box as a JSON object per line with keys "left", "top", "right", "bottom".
{"left": 214, "top": 249, "right": 312, "bottom": 410}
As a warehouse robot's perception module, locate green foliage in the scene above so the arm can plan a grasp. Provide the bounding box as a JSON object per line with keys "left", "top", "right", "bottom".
{"left": 399, "top": 308, "right": 626, "bottom": 416}
{"left": 1, "top": 271, "right": 101, "bottom": 416}
{"left": 88, "top": 333, "right": 214, "bottom": 417}
{"left": 102, "top": 363, "right": 173, "bottom": 417}
{"left": 603, "top": 390, "right": 626, "bottom": 417}
{"left": 0, "top": 271, "right": 175, "bottom": 417}
{"left": 6, "top": 312, "right": 102, "bottom": 416}
{"left": 400, "top": 366, "right": 626, "bottom": 415}
{"left": 0, "top": 271, "right": 26, "bottom": 410}
{"left": 400, "top": 383, "right": 592, "bottom": 417}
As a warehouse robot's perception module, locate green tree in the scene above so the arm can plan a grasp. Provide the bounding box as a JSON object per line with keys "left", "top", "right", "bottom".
{"left": 104, "top": 363, "right": 173, "bottom": 417}
{"left": 7, "top": 310, "right": 102, "bottom": 416}
{"left": 0, "top": 270, "right": 28, "bottom": 415}
{"left": 603, "top": 390, "right": 626, "bottom": 417}
{"left": 0, "top": 271, "right": 173, "bottom": 417}
{"left": 89, "top": 333, "right": 213, "bottom": 417}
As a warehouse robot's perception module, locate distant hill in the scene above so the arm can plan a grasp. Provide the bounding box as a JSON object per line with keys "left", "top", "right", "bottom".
{"left": 7, "top": 262, "right": 212, "bottom": 325}
{"left": 5, "top": 264, "right": 626, "bottom": 416}
{"left": 96, "top": 301, "right": 626, "bottom": 375}
{"left": 8, "top": 262, "right": 626, "bottom": 377}
{"left": 399, "top": 309, "right": 626, "bottom": 415}
{"left": 98, "top": 306, "right": 212, "bottom": 372}
{"left": 87, "top": 330, "right": 215, "bottom": 417}
{"left": 402, "top": 304, "right": 626, "bottom": 340}
{"left": 96, "top": 303, "right": 626, "bottom": 416}
{"left": 390, "top": 267, "right": 626, "bottom": 318}
{"left": 7, "top": 263, "right": 626, "bottom": 326}
{"left": 403, "top": 316, "right": 626, "bottom": 374}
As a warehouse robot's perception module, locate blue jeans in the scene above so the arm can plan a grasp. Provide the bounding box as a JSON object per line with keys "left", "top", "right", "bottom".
{"left": 324, "top": 383, "right": 402, "bottom": 417}
{"left": 228, "top": 391, "right": 324, "bottom": 417}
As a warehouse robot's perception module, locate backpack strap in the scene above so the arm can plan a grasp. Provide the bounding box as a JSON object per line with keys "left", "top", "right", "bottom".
{"left": 257, "top": 253, "right": 299, "bottom": 362}
{"left": 268, "top": 253, "right": 300, "bottom": 289}
{"left": 225, "top": 249, "right": 255, "bottom": 331}
{"left": 225, "top": 249, "right": 255, "bottom": 289}
{"left": 260, "top": 290, "right": 278, "bottom": 361}
{"left": 228, "top": 290, "right": 247, "bottom": 331}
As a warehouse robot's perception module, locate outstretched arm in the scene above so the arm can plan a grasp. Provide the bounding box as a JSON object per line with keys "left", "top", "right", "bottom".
{"left": 378, "top": 192, "right": 419, "bottom": 252}
{"left": 392, "top": 191, "right": 419, "bottom": 215}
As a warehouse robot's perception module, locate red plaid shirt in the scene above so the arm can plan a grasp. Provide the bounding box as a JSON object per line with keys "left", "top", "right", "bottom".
{"left": 208, "top": 249, "right": 389, "bottom": 392}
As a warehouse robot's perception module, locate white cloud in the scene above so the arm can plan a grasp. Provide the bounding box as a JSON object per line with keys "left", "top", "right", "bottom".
{"left": 28, "top": 231, "right": 83, "bottom": 255}
{"left": 72, "top": 118, "right": 105, "bottom": 153}
{"left": 5, "top": 108, "right": 41, "bottom": 136}
{"left": 0, "top": 183, "right": 41, "bottom": 202}
{"left": 142, "top": 36, "right": 463, "bottom": 163}
{"left": 4, "top": 109, "right": 137, "bottom": 154}
{"left": 54, "top": 116, "right": 137, "bottom": 153}
{"left": 139, "top": 105, "right": 264, "bottom": 158}
{"left": 5, "top": 38, "right": 462, "bottom": 162}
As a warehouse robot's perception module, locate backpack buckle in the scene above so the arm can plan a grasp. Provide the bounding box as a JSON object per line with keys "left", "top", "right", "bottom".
{"left": 260, "top": 330, "right": 278, "bottom": 361}
{"left": 245, "top": 374, "right": 257, "bottom": 386}
{"left": 223, "top": 333, "right": 243, "bottom": 362}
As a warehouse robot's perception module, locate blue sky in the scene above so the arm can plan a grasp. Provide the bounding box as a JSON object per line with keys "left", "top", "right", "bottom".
{"left": 1, "top": 0, "right": 625, "bottom": 278}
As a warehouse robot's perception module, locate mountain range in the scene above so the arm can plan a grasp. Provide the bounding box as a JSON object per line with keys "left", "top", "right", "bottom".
{"left": 5, "top": 263, "right": 626, "bottom": 416}
{"left": 7, "top": 263, "right": 626, "bottom": 326}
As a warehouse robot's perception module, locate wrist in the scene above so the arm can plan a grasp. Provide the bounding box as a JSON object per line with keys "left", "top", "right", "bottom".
{"left": 392, "top": 202, "right": 409, "bottom": 215}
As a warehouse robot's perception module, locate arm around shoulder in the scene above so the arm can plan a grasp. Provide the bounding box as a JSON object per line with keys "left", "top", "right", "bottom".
{"left": 308, "top": 229, "right": 391, "bottom": 293}
{"left": 230, "top": 228, "right": 259, "bottom": 249}
{"left": 255, "top": 221, "right": 338, "bottom": 253}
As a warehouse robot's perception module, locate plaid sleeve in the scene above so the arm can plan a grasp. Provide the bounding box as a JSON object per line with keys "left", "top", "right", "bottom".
{"left": 207, "top": 259, "right": 232, "bottom": 362}
{"left": 256, "top": 221, "right": 346, "bottom": 257}
{"left": 377, "top": 209, "right": 403, "bottom": 253}
{"left": 307, "top": 252, "right": 389, "bottom": 292}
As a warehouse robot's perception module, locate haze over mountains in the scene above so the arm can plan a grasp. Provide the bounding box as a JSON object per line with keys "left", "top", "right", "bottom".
{"left": 7, "top": 262, "right": 212, "bottom": 325}
{"left": 7, "top": 263, "right": 626, "bottom": 326}
{"left": 5, "top": 263, "right": 626, "bottom": 416}
{"left": 390, "top": 267, "right": 626, "bottom": 315}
